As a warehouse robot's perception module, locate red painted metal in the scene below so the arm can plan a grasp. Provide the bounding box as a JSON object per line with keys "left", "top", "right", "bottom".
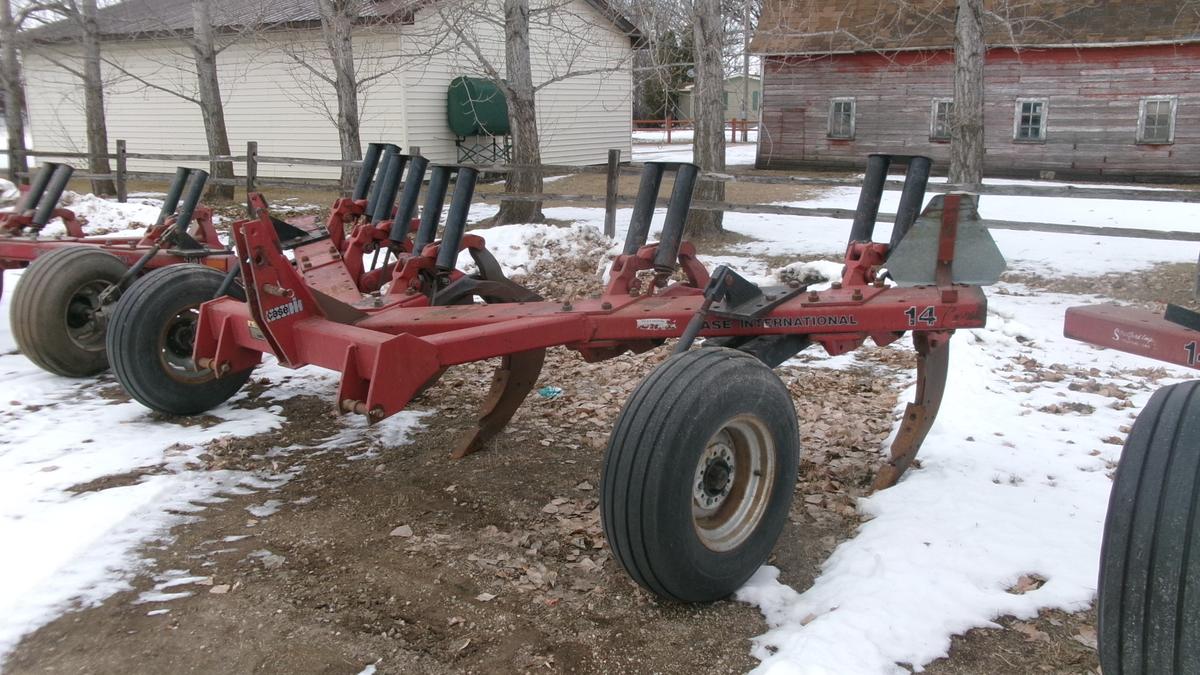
{"left": 1065, "top": 304, "right": 1200, "bottom": 371}
{"left": 193, "top": 206, "right": 990, "bottom": 428}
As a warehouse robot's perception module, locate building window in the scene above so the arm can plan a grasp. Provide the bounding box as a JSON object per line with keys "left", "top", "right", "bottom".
{"left": 1138, "top": 96, "right": 1177, "bottom": 144}
{"left": 752, "top": 90, "right": 760, "bottom": 111}
{"left": 722, "top": 91, "right": 729, "bottom": 107}
{"left": 930, "top": 98, "right": 954, "bottom": 141}
{"left": 828, "top": 98, "right": 856, "bottom": 139}
{"left": 1014, "top": 98, "right": 1048, "bottom": 142}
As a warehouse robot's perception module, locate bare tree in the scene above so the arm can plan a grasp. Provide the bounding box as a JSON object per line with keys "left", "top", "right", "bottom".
{"left": 498, "top": 0, "right": 544, "bottom": 224}
{"left": 950, "top": 0, "right": 984, "bottom": 187}
{"left": 317, "top": 0, "right": 363, "bottom": 192}
{"left": 428, "top": 0, "right": 635, "bottom": 225}
{"left": 0, "top": 0, "right": 29, "bottom": 183}
{"left": 33, "top": 0, "right": 116, "bottom": 194}
{"left": 190, "top": 0, "right": 234, "bottom": 199}
{"left": 689, "top": 0, "right": 725, "bottom": 236}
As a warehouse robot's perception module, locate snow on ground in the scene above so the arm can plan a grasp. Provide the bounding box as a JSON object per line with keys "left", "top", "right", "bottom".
{"left": 632, "top": 128, "right": 760, "bottom": 145}
{"left": 0, "top": 268, "right": 425, "bottom": 663}
{"left": 738, "top": 288, "right": 1192, "bottom": 674}
{"left": 633, "top": 141, "right": 759, "bottom": 166}
{"left": 1, "top": 169, "right": 1198, "bottom": 671}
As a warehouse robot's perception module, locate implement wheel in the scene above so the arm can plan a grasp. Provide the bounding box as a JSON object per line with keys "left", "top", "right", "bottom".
{"left": 600, "top": 347, "right": 800, "bottom": 602}
{"left": 107, "top": 264, "right": 252, "bottom": 415}
{"left": 11, "top": 246, "right": 128, "bottom": 377}
{"left": 1099, "top": 380, "right": 1200, "bottom": 675}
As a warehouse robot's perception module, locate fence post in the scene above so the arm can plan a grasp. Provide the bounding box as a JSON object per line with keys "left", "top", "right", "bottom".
{"left": 666, "top": 116, "right": 673, "bottom": 144}
{"left": 115, "top": 139, "right": 128, "bottom": 203}
{"left": 1195, "top": 249, "right": 1200, "bottom": 304}
{"left": 604, "top": 148, "right": 620, "bottom": 238}
{"left": 409, "top": 145, "right": 421, "bottom": 156}
{"left": 245, "top": 141, "right": 258, "bottom": 203}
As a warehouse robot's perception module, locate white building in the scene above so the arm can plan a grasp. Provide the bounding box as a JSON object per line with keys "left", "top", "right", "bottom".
{"left": 22, "top": 0, "right": 640, "bottom": 180}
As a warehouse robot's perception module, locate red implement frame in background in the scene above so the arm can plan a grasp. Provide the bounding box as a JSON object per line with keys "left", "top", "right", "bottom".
{"left": 1065, "top": 304, "right": 1200, "bottom": 371}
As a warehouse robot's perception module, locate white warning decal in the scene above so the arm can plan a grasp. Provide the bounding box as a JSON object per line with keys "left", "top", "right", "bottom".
{"left": 636, "top": 318, "right": 677, "bottom": 331}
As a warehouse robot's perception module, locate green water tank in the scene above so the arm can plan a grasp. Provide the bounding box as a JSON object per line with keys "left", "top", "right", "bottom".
{"left": 447, "top": 76, "right": 510, "bottom": 137}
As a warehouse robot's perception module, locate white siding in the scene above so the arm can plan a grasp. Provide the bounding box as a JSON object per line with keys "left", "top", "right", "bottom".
{"left": 22, "top": 1, "right": 633, "bottom": 181}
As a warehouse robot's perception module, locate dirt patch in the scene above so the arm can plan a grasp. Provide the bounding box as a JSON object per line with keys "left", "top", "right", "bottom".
{"left": 1004, "top": 261, "right": 1197, "bottom": 310}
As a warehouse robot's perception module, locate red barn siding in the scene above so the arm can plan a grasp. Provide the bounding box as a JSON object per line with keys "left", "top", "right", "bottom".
{"left": 757, "top": 43, "right": 1200, "bottom": 180}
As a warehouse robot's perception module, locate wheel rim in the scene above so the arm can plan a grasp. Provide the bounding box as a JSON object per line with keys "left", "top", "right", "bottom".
{"left": 63, "top": 280, "right": 113, "bottom": 352}
{"left": 157, "top": 306, "right": 213, "bottom": 384}
{"left": 692, "top": 415, "right": 776, "bottom": 552}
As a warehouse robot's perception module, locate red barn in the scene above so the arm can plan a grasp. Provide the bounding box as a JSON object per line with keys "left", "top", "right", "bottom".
{"left": 751, "top": 0, "right": 1200, "bottom": 181}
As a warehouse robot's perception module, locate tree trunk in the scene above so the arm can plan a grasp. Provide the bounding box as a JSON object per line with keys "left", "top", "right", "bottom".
{"left": 688, "top": 0, "right": 725, "bottom": 237}
{"left": 0, "top": 0, "right": 28, "bottom": 184}
{"left": 80, "top": 0, "right": 115, "bottom": 195}
{"left": 495, "top": 0, "right": 543, "bottom": 225}
{"left": 191, "top": 0, "right": 234, "bottom": 200}
{"left": 950, "top": 0, "right": 985, "bottom": 188}
{"left": 318, "top": 0, "right": 362, "bottom": 194}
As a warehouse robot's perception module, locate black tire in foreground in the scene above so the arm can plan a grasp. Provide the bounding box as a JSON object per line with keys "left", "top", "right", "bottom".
{"left": 11, "top": 246, "right": 129, "bottom": 377}
{"left": 107, "top": 264, "right": 252, "bottom": 415}
{"left": 1099, "top": 380, "right": 1200, "bottom": 675}
{"left": 600, "top": 347, "right": 800, "bottom": 602}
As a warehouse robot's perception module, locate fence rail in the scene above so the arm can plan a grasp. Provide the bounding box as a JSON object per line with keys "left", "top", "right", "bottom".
{"left": 4, "top": 142, "right": 1200, "bottom": 246}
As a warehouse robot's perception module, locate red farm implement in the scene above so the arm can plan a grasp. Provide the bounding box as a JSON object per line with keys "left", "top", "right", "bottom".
{"left": 109, "top": 153, "right": 1006, "bottom": 602}
{"left": 1065, "top": 302, "right": 1200, "bottom": 674}
{"left": 3, "top": 142, "right": 420, "bottom": 378}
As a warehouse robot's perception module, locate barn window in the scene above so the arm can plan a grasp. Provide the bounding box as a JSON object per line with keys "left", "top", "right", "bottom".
{"left": 828, "top": 98, "right": 856, "bottom": 139}
{"left": 752, "top": 90, "right": 760, "bottom": 111}
{"left": 930, "top": 98, "right": 954, "bottom": 141}
{"left": 1014, "top": 99, "right": 1048, "bottom": 142}
{"left": 1138, "top": 97, "right": 1177, "bottom": 144}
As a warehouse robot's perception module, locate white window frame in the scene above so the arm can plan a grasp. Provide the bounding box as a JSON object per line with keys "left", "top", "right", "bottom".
{"left": 1137, "top": 96, "right": 1178, "bottom": 145}
{"left": 828, "top": 97, "right": 856, "bottom": 139}
{"left": 930, "top": 97, "right": 954, "bottom": 141}
{"left": 1013, "top": 98, "right": 1049, "bottom": 142}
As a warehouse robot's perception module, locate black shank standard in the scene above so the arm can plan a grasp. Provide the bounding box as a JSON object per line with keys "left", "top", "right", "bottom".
{"left": 371, "top": 154, "right": 408, "bottom": 225}
{"left": 32, "top": 164, "right": 75, "bottom": 226}
{"left": 173, "top": 169, "right": 209, "bottom": 235}
{"left": 365, "top": 144, "right": 400, "bottom": 217}
{"left": 414, "top": 166, "right": 451, "bottom": 253}
{"left": 156, "top": 167, "right": 192, "bottom": 227}
{"left": 653, "top": 163, "right": 700, "bottom": 274}
{"left": 389, "top": 156, "right": 429, "bottom": 245}
{"left": 353, "top": 143, "right": 384, "bottom": 201}
{"left": 848, "top": 153, "right": 891, "bottom": 244}
{"left": 622, "top": 163, "right": 666, "bottom": 255}
{"left": 16, "top": 163, "right": 56, "bottom": 214}
{"left": 888, "top": 155, "right": 932, "bottom": 252}
{"left": 436, "top": 167, "right": 479, "bottom": 272}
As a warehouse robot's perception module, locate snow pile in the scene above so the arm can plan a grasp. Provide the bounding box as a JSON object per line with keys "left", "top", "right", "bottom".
{"left": 40, "top": 192, "right": 164, "bottom": 237}
{"left": 0, "top": 179, "right": 18, "bottom": 206}
{"left": 736, "top": 290, "right": 1189, "bottom": 673}
{"left": 456, "top": 222, "right": 615, "bottom": 277}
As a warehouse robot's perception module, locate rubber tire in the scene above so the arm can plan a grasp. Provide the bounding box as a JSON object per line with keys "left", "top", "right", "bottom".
{"left": 600, "top": 347, "right": 800, "bottom": 602}
{"left": 1099, "top": 380, "right": 1200, "bottom": 675}
{"left": 10, "top": 246, "right": 130, "bottom": 377}
{"left": 107, "top": 264, "right": 252, "bottom": 415}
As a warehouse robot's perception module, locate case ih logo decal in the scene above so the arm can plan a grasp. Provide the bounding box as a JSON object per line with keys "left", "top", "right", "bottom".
{"left": 265, "top": 299, "right": 304, "bottom": 323}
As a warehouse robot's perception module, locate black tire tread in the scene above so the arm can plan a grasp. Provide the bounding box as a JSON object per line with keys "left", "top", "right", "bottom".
{"left": 601, "top": 347, "right": 799, "bottom": 602}
{"left": 11, "top": 246, "right": 129, "bottom": 377}
{"left": 1099, "top": 380, "right": 1200, "bottom": 675}
{"left": 107, "top": 264, "right": 250, "bottom": 415}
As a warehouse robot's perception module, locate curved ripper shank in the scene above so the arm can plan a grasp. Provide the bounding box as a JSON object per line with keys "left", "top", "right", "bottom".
{"left": 871, "top": 331, "right": 950, "bottom": 490}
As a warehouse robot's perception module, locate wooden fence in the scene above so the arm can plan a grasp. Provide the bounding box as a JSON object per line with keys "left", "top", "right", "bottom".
{"left": 4, "top": 142, "right": 1200, "bottom": 246}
